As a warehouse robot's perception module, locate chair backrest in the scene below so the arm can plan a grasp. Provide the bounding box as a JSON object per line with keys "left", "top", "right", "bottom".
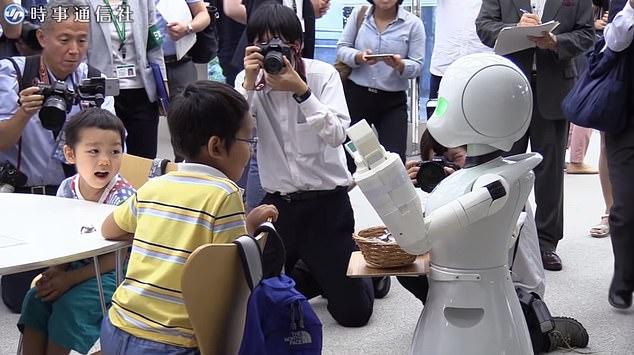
{"left": 181, "top": 233, "right": 267, "bottom": 355}
{"left": 119, "top": 153, "right": 177, "bottom": 190}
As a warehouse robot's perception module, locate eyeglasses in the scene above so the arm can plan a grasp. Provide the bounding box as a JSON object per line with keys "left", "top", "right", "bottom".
{"left": 236, "top": 136, "right": 258, "bottom": 148}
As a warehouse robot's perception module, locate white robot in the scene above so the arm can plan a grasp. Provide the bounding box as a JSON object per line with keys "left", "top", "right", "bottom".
{"left": 346, "top": 53, "right": 542, "bottom": 354}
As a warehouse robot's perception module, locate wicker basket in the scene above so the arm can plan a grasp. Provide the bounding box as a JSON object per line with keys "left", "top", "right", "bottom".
{"left": 353, "top": 226, "right": 416, "bottom": 268}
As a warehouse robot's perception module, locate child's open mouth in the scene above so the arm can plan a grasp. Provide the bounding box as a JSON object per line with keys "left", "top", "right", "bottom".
{"left": 94, "top": 172, "right": 109, "bottom": 178}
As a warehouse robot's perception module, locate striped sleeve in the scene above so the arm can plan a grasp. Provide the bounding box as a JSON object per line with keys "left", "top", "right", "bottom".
{"left": 113, "top": 193, "right": 139, "bottom": 233}
{"left": 212, "top": 191, "right": 248, "bottom": 243}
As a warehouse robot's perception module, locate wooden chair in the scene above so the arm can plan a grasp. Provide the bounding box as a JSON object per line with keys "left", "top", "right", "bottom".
{"left": 119, "top": 153, "right": 177, "bottom": 190}
{"left": 181, "top": 233, "right": 267, "bottom": 355}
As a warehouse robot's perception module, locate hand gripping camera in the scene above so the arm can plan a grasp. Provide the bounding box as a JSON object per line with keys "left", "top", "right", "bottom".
{"left": 415, "top": 156, "right": 461, "bottom": 193}
{"left": 258, "top": 38, "right": 292, "bottom": 74}
{"left": 37, "top": 77, "right": 119, "bottom": 135}
{"left": 0, "top": 161, "right": 28, "bottom": 193}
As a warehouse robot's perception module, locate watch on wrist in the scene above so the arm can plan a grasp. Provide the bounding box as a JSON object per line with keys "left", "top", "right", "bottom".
{"left": 186, "top": 23, "right": 193, "bottom": 34}
{"left": 293, "top": 87, "right": 312, "bottom": 104}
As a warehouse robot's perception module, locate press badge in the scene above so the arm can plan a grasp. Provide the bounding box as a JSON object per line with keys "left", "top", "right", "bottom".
{"left": 115, "top": 64, "right": 136, "bottom": 78}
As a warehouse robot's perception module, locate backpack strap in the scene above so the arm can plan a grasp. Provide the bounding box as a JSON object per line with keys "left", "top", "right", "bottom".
{"left": 22, "top": 55, "right": 40, "bottom": 88}
{"left": 352, "top": 6, "right": 368, "bottom": 47}
{"left": 2, "top": 55, "right": 37, "bottom": 93}
{"left": 234, "top": 222, "right": 288, "bottom": 290}
{"left": 234, "top": 235, "right": 263, "bottom": 290}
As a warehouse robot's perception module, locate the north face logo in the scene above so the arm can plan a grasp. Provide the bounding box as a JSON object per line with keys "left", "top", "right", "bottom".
{"left": 284, "top": 330, "right": 313, "bottom": 346}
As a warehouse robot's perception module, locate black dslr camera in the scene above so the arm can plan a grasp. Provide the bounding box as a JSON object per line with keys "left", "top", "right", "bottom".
{"left": 37, "top": 78, "right": 119, "bottom": 135}
{"left": 258, "top": 38, "right": 292, "bottom": 74}
{"left": 415, "top": 156, "right": 461, "bottom": 193}
{"left": 0, "top": 161, "right": 28, "bottom": 193}
{"left": 37, "top": 80, "right": 75, "bottom": 133}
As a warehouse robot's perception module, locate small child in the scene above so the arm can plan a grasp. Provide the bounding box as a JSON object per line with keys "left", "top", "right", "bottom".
{"left": 17, "top": 107, "right": 135, "bottom": 355}
{"left": 100, "top": 80, "right": 278, "bottom": 354}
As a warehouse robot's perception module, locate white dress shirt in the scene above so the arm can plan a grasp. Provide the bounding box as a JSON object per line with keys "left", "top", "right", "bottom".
{"left": 604, "top": 1, "right": 634, "bottom": 52}
{"left": 235, "top": 59, "right": 352, "bottom": 194}
{"left": 430, "top": 0, "right": 492, "bottom": 76}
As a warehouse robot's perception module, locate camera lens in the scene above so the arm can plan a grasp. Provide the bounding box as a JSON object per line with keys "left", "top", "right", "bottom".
{"left": 39, "top": 95, "right": 67, "bottom": 132}
{"left": 263, "top": 51, "right": 285, "bottom": 74}
{"left": 416, "top": 161, "right": 447, "bottom": 193}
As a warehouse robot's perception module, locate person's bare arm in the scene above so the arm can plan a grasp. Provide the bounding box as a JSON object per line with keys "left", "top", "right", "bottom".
{"left": 224, "top": 0, "right": 246, "bottom": 24}
{"left": 0, "top": 0, "right": 22, "bottom": 39}
{"left": 101, "top": 213, "right": 133, "bottom": 241}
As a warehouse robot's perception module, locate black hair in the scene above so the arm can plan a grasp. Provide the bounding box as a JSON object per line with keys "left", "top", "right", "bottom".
{"left": 366, "top": 0, "right": 405, "bottom": 5}
{"left": 64, "top": 107, "right": 125, "bottom": 149}
{"left": 167, "top": 80, "right": 249, "bottom": 161}
{"left": 246, "top": 2, "right": 303, "bottom": 47}
{"left": 420, "top": 130, "right": 447, "bottom": 160}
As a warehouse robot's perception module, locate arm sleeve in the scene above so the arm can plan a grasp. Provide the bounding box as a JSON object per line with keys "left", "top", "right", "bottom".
{"left": 113, "top": 193, "right": 139, "bottom": 233}
{"left": 605, "top": 1, "right": 634, "bottom": 51}
{"left": 147, "top": 0, "right": 167, "bottom": 78}
{"left": 399, "top": 17, "right": 425, "bottom": 79}
{"left": 212, "top": 191, "right": 248, "bottom": 243}
{"left": 553, "top": 1, "right": 595, "bottom": 60}
{"left": 336, "top": 6, "right": 365, "bottom": 68}
{"left": 301, "top": 68, "right": 351, "bottom": 147}
{"left": 476, "top": 0, "right": 517, "bottom": 48}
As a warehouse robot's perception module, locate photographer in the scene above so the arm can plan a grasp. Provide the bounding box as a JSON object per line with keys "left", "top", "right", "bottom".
{"left": 0, "top": 0, "right": 115, "bottom": 314}
{"left": 235, "top": 3, "right": 375, "bottom": 327}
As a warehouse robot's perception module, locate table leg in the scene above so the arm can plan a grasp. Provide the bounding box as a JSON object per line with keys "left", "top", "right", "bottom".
{"left": 93, "top": 256, "right": 107, "bottom": 316}
{"left": 115, "top": 248, "right": 124, "bottom": 285}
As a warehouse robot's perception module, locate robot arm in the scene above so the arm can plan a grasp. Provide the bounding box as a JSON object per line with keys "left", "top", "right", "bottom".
{"left": 346, "top": 121, "right": 509, "bottom": 255}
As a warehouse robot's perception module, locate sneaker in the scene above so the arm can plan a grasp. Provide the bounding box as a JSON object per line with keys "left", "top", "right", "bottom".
{"left": 548, "top": 316, "right": 589, "bottom": 351}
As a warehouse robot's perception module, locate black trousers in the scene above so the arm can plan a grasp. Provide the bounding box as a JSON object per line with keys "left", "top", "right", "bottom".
{"left": 115, "top": 88, "right": 159, "bottom": 159}
{"left": 261, "top": 189, "right": 374, "bottom": 327}
{"left": 506, "top": 78, "right": 568, "bottom": 253}
{"left": 605, "top": 123, "right": 634, "bottom": 294}
{"left": 344, "top": 80, "right": 408, "bottom": 172}
{"left": 166, "top": 58, "right": 197, "bottom": 162}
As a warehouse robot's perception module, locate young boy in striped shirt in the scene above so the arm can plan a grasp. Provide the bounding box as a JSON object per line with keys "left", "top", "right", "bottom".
{"left": 99, "top": 81, "right": 278, "bottom": 354}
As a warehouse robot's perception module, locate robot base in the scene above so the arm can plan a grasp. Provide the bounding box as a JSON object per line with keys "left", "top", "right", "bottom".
{"left": 410, "top": 264, "right": 532, "bottom": 355}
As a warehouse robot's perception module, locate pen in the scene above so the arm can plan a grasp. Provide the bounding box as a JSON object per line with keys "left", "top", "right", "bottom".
{"left": 520, "top": 8, "right": 531, "bottom": 14}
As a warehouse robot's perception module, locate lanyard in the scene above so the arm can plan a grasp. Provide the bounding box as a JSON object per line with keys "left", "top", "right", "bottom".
{"left": 103, "top": 0, "right": 127, "bottom": 58}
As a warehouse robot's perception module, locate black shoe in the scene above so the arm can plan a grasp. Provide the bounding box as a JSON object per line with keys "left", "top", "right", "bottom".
{"left": 608, "top": 282, "right": 632, "bottom": 309}
{"left": 372, "top": 276, "right": 391, "bottom": 299}
{"left": 548, "top": 316, "right": 589, "bottom": 351}
{"left": 541, "top": 251, "right": 562, "bottom": 271}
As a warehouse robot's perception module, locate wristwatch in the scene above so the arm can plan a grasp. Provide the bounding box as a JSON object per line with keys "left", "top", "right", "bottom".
{"left": 186, "top": 23, "right": 194, "bottom": 34}
{"left": 293, "top": 87, "right": 312, "bottom": 104}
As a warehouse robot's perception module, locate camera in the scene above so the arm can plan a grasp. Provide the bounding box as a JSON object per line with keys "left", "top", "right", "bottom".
{"left": 37, "top": 77, "right": 119, "bottom": 134}
{"left": 0, "top": 161, "right": 28, "bottom": 193}
{"left": 78, "top": 77, "right": 120, "bottom": 107}
{"left": 37, "top": 80, "right": 75, "bottom": 133}
{"left": 415, "top": 156, "right": 461, "bottom": 193}
{"left": 258, "top": 38, "right": 292, "bottom": 74}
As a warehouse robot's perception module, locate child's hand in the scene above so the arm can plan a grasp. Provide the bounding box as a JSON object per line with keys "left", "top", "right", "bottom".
{"left": 265, "top": 56, "right": 309, "bottom": 95}
{"left": 36, "top": 267, "right": 72, "bottom": 302}
{"left": 243, "top": 45, "right": 263, "bottom": 90}
{"left": 246, "top": 204, "right": 279, "bottom": 235}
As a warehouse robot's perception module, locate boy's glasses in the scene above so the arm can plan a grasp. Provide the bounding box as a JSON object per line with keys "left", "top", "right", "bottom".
{"left": 236, "top": 136, "right": 258, "bottom": 148}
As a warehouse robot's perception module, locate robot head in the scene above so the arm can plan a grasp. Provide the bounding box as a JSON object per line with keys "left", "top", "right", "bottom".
{"left": 427, "top": 53, "right": 532, "bottom": 152}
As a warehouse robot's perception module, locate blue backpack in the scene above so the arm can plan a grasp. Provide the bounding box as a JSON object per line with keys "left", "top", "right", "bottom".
{"left": 235, "top": 223, "right": 322, "bottom": 355}
{"left": 561, "top": 37, "right": 631, "bottom": 133}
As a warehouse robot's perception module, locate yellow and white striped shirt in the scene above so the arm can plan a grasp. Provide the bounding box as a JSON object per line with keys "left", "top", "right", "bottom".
{"left": 108, "top": 163, "right": 247, "bottom": 348}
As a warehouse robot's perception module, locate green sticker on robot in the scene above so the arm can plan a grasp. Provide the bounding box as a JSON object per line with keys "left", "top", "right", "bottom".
{"left": 434, "top": 97, "right": 448, "bottom": 118}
